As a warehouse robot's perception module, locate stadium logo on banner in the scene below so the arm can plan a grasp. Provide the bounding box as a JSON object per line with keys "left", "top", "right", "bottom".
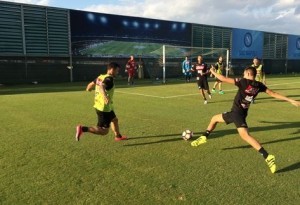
{"left": 296, "top": 38, "right": 300, "bottom": 50}
{"left": 244, "top": 32, "right": 252, "bottom": 47}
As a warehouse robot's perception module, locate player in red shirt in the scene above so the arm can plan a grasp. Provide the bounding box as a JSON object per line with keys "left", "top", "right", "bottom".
{"left": 125, "top": 55, "right": 137, "bottom": 85}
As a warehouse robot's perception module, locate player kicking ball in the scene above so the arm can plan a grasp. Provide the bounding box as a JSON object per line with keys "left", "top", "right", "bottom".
{"left": 75, "top": 62, "right": 127, "bottom": 142}
{"left": 191, "top": 66, "right": 300, "bottom": 173}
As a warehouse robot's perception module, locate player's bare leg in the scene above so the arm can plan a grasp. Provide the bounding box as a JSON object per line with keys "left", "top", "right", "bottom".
{"left": 111, "top": 117, "right": 121, "bottom": 137}
{"left": 237, "top": 127, "right": 276, "bottom": 173}
{"left": 212, "top": 81, "right": 219, "bottom": 92}
{"left": 205, "top": 89, "right": 212, "bottom": 100}
{"left": 131, "top": 76, "right": 134, "bottom": 85}
{"left": 127, "top": 76, "right": 131, "bottom": 85}
{"left": 206, "top": 114, "right": 225, "bottom": 132}
{"left": 88, "top": 126, "right": 109, "bottom": 135}
{"left": 218, "top": 82, "right": 222, "bottom": 91}
{"left": 128, "top": 76, "right": 134, "bottom": 85}
{"left": 111, "top": 117, "right": 127, "bottom": 141}
{"left": 237, "top": 127, "right": 261, "bottom": 150}
{"left": 200, "top": 89, "right": 207, "bottom": 104}
{"left": 218, "top": 82, "right": 224, "bottom": 94}
{"left": 75, "top": 125, "right": 108, "bottom": 141}
{"left": 191, "top": 114, "right": 224, "bottom": 146}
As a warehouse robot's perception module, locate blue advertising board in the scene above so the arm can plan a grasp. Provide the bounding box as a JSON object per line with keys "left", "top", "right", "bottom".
{"left": 232, "top": 28, "right": 263, "bottom": 59}
{"left": 287, "top": 35, "right": 300, "bottom": 59}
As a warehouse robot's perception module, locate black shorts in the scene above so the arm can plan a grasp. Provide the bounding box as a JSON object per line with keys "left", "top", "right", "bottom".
{"left": 96, "top": 110, "right": 116, "bottom": 129}
{"left": 222, "top": 111, "right": 248, "bottom": 128}
{"left": 197, "top": 77, "right": 209, "bottom": 90}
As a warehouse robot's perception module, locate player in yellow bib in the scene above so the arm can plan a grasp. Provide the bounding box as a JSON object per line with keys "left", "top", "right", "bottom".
{"left": 251, "top": 57, "right": 266, "bottom": 84}
{"left": 211, "top": 56, "right": 225, "bottom": 94}
{"left": 93, "top": 73, "right": 115, "bottom": 112}
{"left": 75, "top": 62, "right": 127, "bottom": 142}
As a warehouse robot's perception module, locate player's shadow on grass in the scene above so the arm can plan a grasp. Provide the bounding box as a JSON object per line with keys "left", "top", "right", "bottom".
{"left": 125, "top": 121, "right": 299, "bottom": 147}
{"left": 124, "top": 133, "right": 184, "bottom": 146}
{"left": 222, "top": 135, "right": 300, "bottom": 150}
{"left": 212, "top": 121, "right": 300, "bottom": 140}
{"left": 276, "top": 162, "right": 300, "bottom": 173}
{"left": 128, "top": 133, "right": 184, "bottom": 140}
{"left": 220, "top": 121, "right": 300, "bottom": 173}
{"left": 218, "top": 121, "right": 300, "bottom": 148}
{"left": 125, "top": 131, "right": 203, "bottom": 146}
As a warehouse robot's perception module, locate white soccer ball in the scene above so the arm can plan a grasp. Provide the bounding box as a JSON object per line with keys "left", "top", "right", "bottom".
{"left": 182, "top": 130, "right": 193, "bottom": 140}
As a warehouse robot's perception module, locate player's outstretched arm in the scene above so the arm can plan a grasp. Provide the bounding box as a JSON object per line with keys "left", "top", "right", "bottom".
{"left": 210, "top": 67, "right": 235, "bottom": 84}
{"left": 265, "top": 89, "right": 300, "bottom": 107}
{"left": 86, "top": 81, "right": 95, "bottom": 91}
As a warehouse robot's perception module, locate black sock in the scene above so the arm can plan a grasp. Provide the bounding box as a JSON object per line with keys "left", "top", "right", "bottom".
{"left": 203, "top": 130, "right": 211, "bottom": 137}
{"left": 116, "top": 133, "right": 122, "bottom": 138}
{"left": 258, "top": 147, "right": 269, "bottom": 159}
{"left": 82, "top": 126, "right": 88, "bottom": 132}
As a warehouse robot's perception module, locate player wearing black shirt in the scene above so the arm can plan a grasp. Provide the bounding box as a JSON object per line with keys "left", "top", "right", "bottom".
{"left": 191, "top": 55, "right": 212, "bottom": 104}
{"left": 191, "top": 66, "right": 300, "bottom": 173}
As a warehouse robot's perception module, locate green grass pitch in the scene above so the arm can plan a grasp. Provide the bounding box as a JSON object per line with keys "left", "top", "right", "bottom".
{"left": 0, "top": 75, "right": 299, "bottom": 204}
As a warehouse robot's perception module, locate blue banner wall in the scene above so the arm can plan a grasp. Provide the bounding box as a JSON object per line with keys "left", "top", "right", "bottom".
{"left": 287, "top": 35, "right": 300, "bottom": 59}
{"left": 232, "top": 28, "right": 263, "bottom": 59}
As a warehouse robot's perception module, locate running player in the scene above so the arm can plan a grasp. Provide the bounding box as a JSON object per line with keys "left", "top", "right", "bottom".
{"left": 182, "top": 56, "right": 192, "bottom": 82}
{"left": 191, "top": 55, "right": 212, "bottom": 104}
{"left": 191, "top": 66, "right": 300, "bottom": 173}
{"left": 75, "top": 62, "right": 127, "bottom": 142}
{"left": 126, "top": 55, "right": 137, "bottom": 85}
{"left": 211, "top": 56, "right": 225, "bottom": 94}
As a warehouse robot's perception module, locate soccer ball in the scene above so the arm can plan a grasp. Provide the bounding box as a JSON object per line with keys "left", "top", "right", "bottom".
{"left": 182, "top": 130, "right": 193, "bottom": 140}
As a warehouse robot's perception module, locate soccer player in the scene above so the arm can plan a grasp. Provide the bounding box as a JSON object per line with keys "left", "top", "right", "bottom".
{"left": 75, "top": 62, "right": 127, "bottom": 142}
{"left": 182, "top": 56, "right": 192, "bottom": 82}
{"left": 191, "top": 66, "right": 300, "bottom": 173}
{"left": 191, "top": 55, "right": 212, "bottom": 104}
{"left": 211, "top": 56, "right": 225, "bottom": 94}
{"left": 251, "top": 57, "right": 265, "bottom": 84}
{"left": 125, "top": 55, "right": 137, "bottom": 85}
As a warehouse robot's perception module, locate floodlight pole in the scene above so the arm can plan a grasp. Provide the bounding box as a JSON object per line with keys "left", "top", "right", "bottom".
{"left": 163, "top": 45, "right": 166, "bottom": 84}
{"left": 67, "top": 10, "right": 73, "bottom": 82}
{"left": 226, "top": 49, "right": 229, "bottom": 77}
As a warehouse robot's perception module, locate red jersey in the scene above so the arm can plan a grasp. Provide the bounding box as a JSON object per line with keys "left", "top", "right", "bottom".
{"left": 126, "top": 60, "right": 136, "bottom": 72}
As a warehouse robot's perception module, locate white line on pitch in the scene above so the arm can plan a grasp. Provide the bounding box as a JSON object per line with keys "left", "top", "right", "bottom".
{"left": 266, "top": 81, "right": 300, "bottom": 87}
{"left": 116, "top": 81, "right": 300, "bottom": 99}
{"left": 116, "top": 91, "right": 163, "bottom": 98}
